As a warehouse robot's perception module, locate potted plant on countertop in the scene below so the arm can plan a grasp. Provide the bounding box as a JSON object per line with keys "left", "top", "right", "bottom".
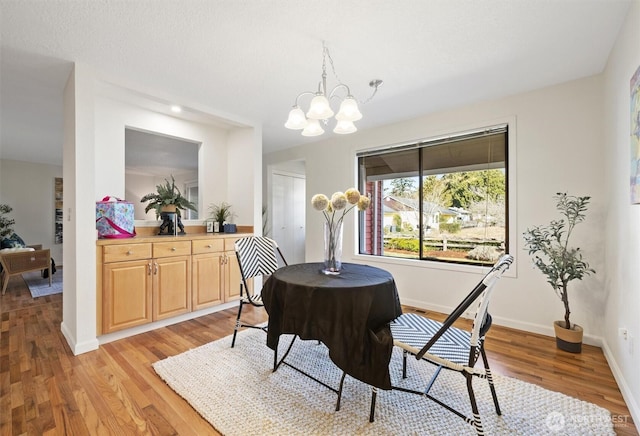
{"left": 523, "top": 192, "right": 595, "bottom": 353}
{"left": 140, "top": 175, "right": 197, "bottom": 235}
{"left": 209, "top": 202, "right": 235, "bottom": 232}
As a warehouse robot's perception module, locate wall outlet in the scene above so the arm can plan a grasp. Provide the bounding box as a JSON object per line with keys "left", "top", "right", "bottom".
{"left": 618, "top": 328, "right": 628, "bottom": 340}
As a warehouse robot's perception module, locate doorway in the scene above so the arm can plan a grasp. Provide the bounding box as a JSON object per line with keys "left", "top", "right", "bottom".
{"left": 271, "top": 170, "right": 305, "bottom": 265}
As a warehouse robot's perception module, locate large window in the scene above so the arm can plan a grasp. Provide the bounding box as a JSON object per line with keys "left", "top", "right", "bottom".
{"left": 357, "top": 126, "right": 508, "bottom": 266}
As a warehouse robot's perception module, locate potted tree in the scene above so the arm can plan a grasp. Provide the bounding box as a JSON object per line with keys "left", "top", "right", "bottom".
{"left": 140, "top": 176, "right": 197, "bottom": 234}
{"left": 523, "top": 192, "right": 595, "bottom": 353}
{"left": 0, "top": 204, "right": 15, "bottom": 239}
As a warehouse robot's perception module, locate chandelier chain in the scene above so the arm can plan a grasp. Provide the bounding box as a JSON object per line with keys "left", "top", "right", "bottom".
{"left": 323, "top": 43, "right": 380, "bottom": 105}
{"left": 324, "top": 45, "right": 344, "bottom": 87}
{"left": 360, "top": 85, "right": 380, "bottom": 105}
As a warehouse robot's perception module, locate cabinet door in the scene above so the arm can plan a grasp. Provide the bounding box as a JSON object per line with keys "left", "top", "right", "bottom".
{"left": 192, "top": 253, "right": 224, "bottom": 310}
{"left": 153, "top": 255, "right": 191, "bottom": 321}
{"left": 225, "top": 251, "right": 242, "bottom": 302}
{"left": 103, "top": 259, "right": 152, "bottom": 333}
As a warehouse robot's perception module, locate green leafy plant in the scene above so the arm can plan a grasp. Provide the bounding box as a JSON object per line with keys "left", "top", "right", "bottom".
{"left": 523, "top": 193, "right": 595, "bottom": 330}
{"left": 209, "top": 202, "right": 235, "bottom": 225}
{"left": 0, "top": 203, "right": 16, "bottom": 239}
{"left": 140, "top": 175, "right": 197, "bottom": 219}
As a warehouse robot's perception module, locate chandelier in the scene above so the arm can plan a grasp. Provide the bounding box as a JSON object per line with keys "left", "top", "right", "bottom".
{"left": 285, "top": 42, "right": 383, "bottom": 137}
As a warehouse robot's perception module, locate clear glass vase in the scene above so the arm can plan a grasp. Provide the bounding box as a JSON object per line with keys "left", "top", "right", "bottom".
{"left": 323, "top": 221, "right": 343, "bottom": 275}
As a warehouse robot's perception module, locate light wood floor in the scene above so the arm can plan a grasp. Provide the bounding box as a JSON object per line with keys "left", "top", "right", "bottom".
{"left": 0, "top": 276, "right": 637, "bottom": 435}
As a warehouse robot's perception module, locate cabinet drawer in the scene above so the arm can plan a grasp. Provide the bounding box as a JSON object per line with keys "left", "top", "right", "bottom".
{"left": 153, "top": 241, "right": 191, "bottom": 258}
{"left": 103, "top": 243, "right": 152, "bottom": 263}
{"left": 192, "top": 239, "right": 224, "bottom": 254}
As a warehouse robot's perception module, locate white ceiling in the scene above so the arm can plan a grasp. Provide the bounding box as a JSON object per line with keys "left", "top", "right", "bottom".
{"left": 0, "top": 0, "right": 633, "bottom": 167}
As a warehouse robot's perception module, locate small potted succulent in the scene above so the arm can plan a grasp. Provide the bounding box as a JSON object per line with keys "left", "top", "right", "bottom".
{"left": 523, "top": 192, "right": 595, "bottom": 353}
{"left": 208, "top": 202, "right": 235, "bottom": 232}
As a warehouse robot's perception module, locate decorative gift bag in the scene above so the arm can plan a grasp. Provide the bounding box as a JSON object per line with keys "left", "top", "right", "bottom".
{"left": 96, "top": 196, "right": 136, "bottom": 238}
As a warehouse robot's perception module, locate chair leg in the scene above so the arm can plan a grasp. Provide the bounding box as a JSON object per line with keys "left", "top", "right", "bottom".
{"left": 402, "top": 349, "right": 408, "bottom": 379}
{"left": 1, "top": 272, "right": 9, "bottom": 296}
{"left": 369, "top": 387, "right": 378, "bottom": 422}
{"left": 465, "top": 374, "right": 484, "bottom": 436}
{"left": 480, "top": 345, "right": 501, "bottom": 415}
{"left": 335, "top": 371, "right": 347, "bottom": 411}
{"left": 230, "top": 300, "right": 244, "bottom": 348}
{"left": 273, "top": 347, "right": 278, "bottom": 371}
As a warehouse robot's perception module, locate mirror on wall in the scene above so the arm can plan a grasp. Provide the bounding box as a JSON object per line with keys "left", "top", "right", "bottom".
{"left": 125, "top": 128, "right": 200, "bottom": 221}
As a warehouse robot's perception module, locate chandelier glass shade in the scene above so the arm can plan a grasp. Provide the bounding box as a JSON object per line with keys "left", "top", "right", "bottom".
{"left": 285, "top": 43, "right": 381, "bottom": 136}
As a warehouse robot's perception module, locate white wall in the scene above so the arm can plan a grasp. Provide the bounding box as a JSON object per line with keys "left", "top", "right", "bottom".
{"left": 602, "top": 0, "right": 640, "bottom": 425}
{"left": 267, "top": 23, "right": 640, "bottom": 422}
{"left": 93, "top": 95, "right": 230, "bottom": 216}
{"left": 267, "top": 75, "right": 606, "bottom": 343}
{"left": 0, "top": 159, "right": 63, "bottom": 262}
{"left": 57, "top": 66, "right": 261, "bottom": 355}
{"left": 61, "top": 63, "right": 99, "bottom": 355}
{"left": 226, "top": 127, "right": 262, "bottom": 230}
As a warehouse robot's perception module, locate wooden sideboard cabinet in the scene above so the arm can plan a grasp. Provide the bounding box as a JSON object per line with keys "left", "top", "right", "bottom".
{"left": 152, "top": 241, "right": 192, "bottom": 321}
{"left": 97, "top": 233, "right": 251, "bottom": 335}
{"left": 191, "top": 239, "right": 225, "bottom": 310}
{"left": 223, "top": 237, "right": 244, "bottom": 302}
{"left": 191, "top": 237, "right": 247, "bottom": 310}
{"left": 102, "top": 242, "right": 153, "bottom": 333}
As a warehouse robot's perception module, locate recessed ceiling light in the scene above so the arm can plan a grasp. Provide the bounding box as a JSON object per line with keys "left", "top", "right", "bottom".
{"left": 170, "top": 105, "right": 182, "bottom": 113}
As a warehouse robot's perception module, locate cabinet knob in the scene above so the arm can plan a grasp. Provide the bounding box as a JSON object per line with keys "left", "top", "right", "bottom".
{"left": 206, "top": 244, "right": 212, "bottom": 248}
{"left": 127, "top": 250, "right": 133, "bottom": 255}
{"left": 171, "top": 247, "right": 176, "bottom": 251}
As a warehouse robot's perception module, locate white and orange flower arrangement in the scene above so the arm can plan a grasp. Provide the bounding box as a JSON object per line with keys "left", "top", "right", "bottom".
{"left": 311, "top": 188, "right": 370, "bottom": 274}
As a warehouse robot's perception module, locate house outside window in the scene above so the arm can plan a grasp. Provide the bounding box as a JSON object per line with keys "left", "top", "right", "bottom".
{"left": 357, "top": 125, "right": 508, "bottom": 266}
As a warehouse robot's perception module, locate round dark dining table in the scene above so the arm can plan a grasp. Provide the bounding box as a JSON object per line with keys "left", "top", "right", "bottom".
{"left": 261, "top": 262, "right": 402, "bottom": 390}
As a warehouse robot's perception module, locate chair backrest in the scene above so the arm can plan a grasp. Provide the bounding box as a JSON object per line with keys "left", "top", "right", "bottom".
{"left": 234, "top": 236, "right": 287, "bottom": 282}
{"left": 416, "top": 254, "right": 514, "bottom": 360}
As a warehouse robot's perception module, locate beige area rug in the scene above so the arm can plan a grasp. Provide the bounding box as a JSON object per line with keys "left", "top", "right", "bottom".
{"left": 153, "top": 328, "right": 615, "bottom": 435}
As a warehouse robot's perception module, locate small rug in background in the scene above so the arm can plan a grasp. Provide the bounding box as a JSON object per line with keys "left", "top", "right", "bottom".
{"left": 24, "top": 268, "right": 63, "bottom": 298}
{"left": 153, "top": 328, "right": 615, "bottom": 436}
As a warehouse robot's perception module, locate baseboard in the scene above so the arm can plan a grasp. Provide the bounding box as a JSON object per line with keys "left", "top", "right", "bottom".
{"left": 60, "top": 321, "right": 100, "bottom": 355}
{"left": 601, "top": 340, "right": 640, "bottom": 433}
{"left": 401, "top": 298, "right": 603, "bottom": 347}
{"left": 97, "top": 300, "right": 239, "bottom": 345}
{"left": 489, "top": 314, "right": 603, "bottom": 347}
